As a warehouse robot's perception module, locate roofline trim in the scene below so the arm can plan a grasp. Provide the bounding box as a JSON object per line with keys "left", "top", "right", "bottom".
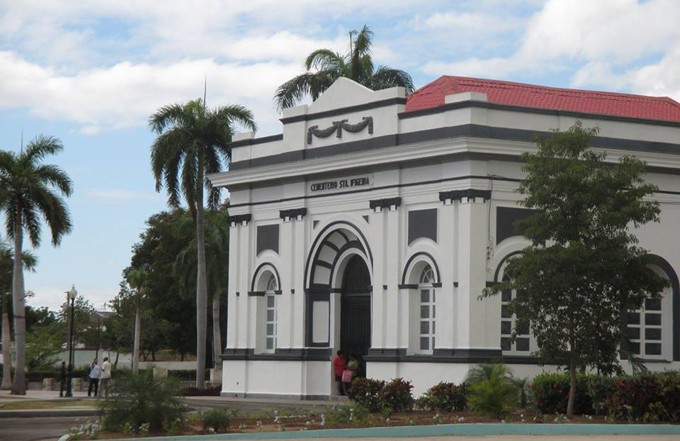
{"left": 401, "top": 99, "right": 680, "bottom": 127}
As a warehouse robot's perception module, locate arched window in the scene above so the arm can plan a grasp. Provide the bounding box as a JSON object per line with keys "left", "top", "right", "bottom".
{"left": 264, "top": 274, "right": 278, "bottom": 353}
{"left": 418, "top": 266, "right": 436, "bottom": 354}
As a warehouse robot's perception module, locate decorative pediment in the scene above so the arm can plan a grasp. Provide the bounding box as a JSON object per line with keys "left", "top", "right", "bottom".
{"left": 308, "top": 77, "right": 377, "bottom": 113}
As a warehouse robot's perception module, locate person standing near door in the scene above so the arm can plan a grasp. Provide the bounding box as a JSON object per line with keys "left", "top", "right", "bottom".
{"left": 342, "top": 354, "right": 359, "bottom": 395}
{"left": 332, "top": 350, "right": 346, "bottom": 395}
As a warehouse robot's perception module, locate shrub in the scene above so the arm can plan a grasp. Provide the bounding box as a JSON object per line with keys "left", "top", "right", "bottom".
{"left": 610, "top": 375, "right": 664, "bottom": 422}
{"left": 98, "top": 369, "right": 187, "bottom": 434}
{"left": 466, "top": 363, "right": 517, "bottom": 418}
{"left": 182, "top": 385, "right": 222, "bottom": 396}
{"left": 347, "top": 377, "right": 385, "bottom": 412}
{"left": 380, "top": 378, "right": 414, "bottom": 413}
{"left": 417, "top": 382, "right": 468, "bottom": 412}
{"left": 200, "top": 408, "right": 231, "bottom": 432}
{"left": 657, "top": 371, "right": 680, "bottom": 422}
{"left": 530, "top": 373, "right": 593, "bottom": 415}
{"left": 586, "top": 375, "right": 617, "bottom": 416}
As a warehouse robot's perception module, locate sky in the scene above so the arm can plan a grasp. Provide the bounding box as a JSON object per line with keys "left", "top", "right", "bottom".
{"left": 1, "top": 0, "right": 679, "bottom": 312}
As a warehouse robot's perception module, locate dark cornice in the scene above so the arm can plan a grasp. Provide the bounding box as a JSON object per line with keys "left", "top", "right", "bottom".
{"left": 228, "top": 214, "right": 252, "bottom": 225}
{"left": 369, "top": 197, "right": 402, "bottom": 210}
{"left": 279, "top": 208, "right": 307, "bottom": 220}
{"left": 439, "top": 189, "right": 492, "bottom": 202}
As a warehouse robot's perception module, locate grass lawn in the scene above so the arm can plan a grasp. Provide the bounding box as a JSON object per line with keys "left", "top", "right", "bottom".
{"left": 0, "top": 398, "right": 95, "bottom": 410}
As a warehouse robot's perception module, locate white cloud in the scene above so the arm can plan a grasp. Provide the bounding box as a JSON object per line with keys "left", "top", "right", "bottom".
{"left": 2, "top": 0, "right": 680, "bottom": 136}
{"left": 0, "top": 52, "right": 299, "bottom": 134}
{"left": 626, "top": 47, "right": 680, "bottom": 98}
{"left": 518, "top": 0, "right": 680, "bottom": 64}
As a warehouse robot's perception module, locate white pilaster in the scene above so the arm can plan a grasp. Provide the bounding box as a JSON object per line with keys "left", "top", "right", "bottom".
{"left": 383, "top": 204, "right": 401, "bottom": 349}
{"left": 437, "top": 199, "right": 456, "bottom": 349}
{"left": 292, "top": 215, "right": 307, "bottom": 348}
{"left": 456, "top": 195, "right": 490, "bottom": 349}
{"left": 278, "top": 218, "right": 294, "bottom": 349}
{"left": 226, "top": 223, "right": 240, "bottom": 350}
{"left": 369, "top": 206, "right": 386, "bottom": 349}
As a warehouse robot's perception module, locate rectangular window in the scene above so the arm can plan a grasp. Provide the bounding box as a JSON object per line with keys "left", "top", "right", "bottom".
{"left": 418, "top": 285, "right": 436, "bottom": 354}
{"left": 626, "top": 292, "right": 667, "bottom": 359}
{"left": 500, "top": 285, "right": 534, "bottom": 354}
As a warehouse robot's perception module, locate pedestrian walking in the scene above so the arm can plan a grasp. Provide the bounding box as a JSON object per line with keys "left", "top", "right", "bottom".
{"left": 87, "top": 358, "right": 101, "bottom": 397}
{"left": 98, "top": 357, "right": 112, "bottom": 397}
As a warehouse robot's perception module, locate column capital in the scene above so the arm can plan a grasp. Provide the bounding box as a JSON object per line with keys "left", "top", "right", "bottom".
{"left": 439, "top": 189, "right": 491, "bottom": 204}
{"left": 279, "top": 208, "right": 307, "bottom": 221}
{"left": 369, "top": 197, "right": 402, "bottom": 212}
{"left": 228, "top": 213, "right": 252, "bottom": 226}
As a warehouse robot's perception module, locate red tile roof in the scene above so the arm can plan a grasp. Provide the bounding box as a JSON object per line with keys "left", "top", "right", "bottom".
{"left": 405, "top": 76, "right": 680, "bottom": 123}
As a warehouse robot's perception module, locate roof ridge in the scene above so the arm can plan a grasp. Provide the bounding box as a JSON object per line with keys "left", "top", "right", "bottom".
{"left": 443, "top": 75, "right": 671, "bottom": 102}
{"left": 405, "top": 75, "right": 680, "bottom": 122}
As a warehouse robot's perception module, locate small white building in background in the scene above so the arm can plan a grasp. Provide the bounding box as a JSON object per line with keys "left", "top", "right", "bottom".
{"left": 209, "top": 76, "right": 680, "bottom": 399}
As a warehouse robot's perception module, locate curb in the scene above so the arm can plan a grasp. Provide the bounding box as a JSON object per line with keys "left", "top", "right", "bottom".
{"left": 75, "top": 423, "right": 680, "bottom": 441}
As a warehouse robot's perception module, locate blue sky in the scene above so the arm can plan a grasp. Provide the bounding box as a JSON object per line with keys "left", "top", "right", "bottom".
{"left": 1, "top": 0, "right": 679, "bottom": 312}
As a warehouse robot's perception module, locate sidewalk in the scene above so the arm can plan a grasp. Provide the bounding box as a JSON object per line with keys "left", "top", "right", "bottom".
{"left": 2, "top": 389, "right": 680, "bottom": 441}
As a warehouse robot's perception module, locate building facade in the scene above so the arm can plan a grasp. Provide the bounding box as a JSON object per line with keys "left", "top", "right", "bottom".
{"left": 209, "top": 76, "right": 680, "bottom": 399}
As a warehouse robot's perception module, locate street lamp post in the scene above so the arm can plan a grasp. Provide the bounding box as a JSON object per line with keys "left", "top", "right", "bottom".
{"left": 65, "top": 285, "right": 77, "bottom": 398}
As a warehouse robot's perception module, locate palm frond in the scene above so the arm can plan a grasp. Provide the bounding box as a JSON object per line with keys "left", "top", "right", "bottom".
{"left": 305, "top": 49, "right": 346, "bottom": 72}
{"left": 371, "top": 66, "right": 415, "bottom": 94}
{"left": 274, "top": 25, "right": 413, "bottom": 109}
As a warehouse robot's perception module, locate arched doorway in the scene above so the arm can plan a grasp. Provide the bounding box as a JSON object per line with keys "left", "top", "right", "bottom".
{"left": 340, "top": 254, "right": 371, "bottom": 377}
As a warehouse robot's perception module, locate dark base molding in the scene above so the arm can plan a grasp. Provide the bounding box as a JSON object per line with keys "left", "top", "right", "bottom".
{"left": 220, "top": 392, "right": 346, "bottom": 401}
{"left": 221, "top": 347, "right": 544, "bottom": 364}
{"left": 221, "top": 347, "right": 331, "bottom": 361}
{"left": 365, "top": 347, "right": 504, "bottom": 363}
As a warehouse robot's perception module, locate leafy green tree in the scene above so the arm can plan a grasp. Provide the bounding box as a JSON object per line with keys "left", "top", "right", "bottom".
{"left": 0, "top": 241, "right": 37, "bottom": 389}
{"left": 174, "top": 206, "right": 230, "bottom": 369}
{"left": 274, "top": 25, "right": 415, "bottom": 110}
{"left": 25, "top": 323, "right": 62, "bottom": 371}
{"left": 106, "top": 283, "right": 136, "bottom": 367}
{"left": 129, "top": 211, "right": 195, "bottom": 359}
{"left": 484, "top": 122, "right": 668, "bottom": 416}
{"left": 0, "top": 136, "right": 72, "bottom": 394}
{"left": 149, "top": 99, "right": 255, "bottom": 387}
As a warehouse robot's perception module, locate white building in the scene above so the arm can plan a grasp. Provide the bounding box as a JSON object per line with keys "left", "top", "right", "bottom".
{"left": 209, "top": 76, "right": 680, "bottom": 399}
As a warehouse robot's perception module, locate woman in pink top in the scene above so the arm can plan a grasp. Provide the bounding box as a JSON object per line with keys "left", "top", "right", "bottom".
{"left": 332, "top": 350, "right": 346, "bottom": 395}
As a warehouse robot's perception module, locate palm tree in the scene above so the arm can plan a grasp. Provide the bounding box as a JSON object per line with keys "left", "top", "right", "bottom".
{"left": 127, "top": 267, "right": 148, "bottom": 374}
{"left": 0, "top": 241, "right": 38, "bottom": 389}
{"left": 149, "top": 98, "right": 255, "bottom": 388}
{"left": 274, "top": 25, "right": 415, "bottom": 111}
{"left": 0, "top": 136, "right": 73, "bottom": 395}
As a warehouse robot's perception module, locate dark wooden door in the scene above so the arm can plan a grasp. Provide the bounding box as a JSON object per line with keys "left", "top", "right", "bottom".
{"left": 341, "top": 255, "right": 371, "bottom": 377}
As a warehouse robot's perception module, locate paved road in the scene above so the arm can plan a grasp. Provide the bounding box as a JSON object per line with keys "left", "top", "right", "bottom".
{"left": 0, "top": 415, "right": 83, "bottom": 441}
